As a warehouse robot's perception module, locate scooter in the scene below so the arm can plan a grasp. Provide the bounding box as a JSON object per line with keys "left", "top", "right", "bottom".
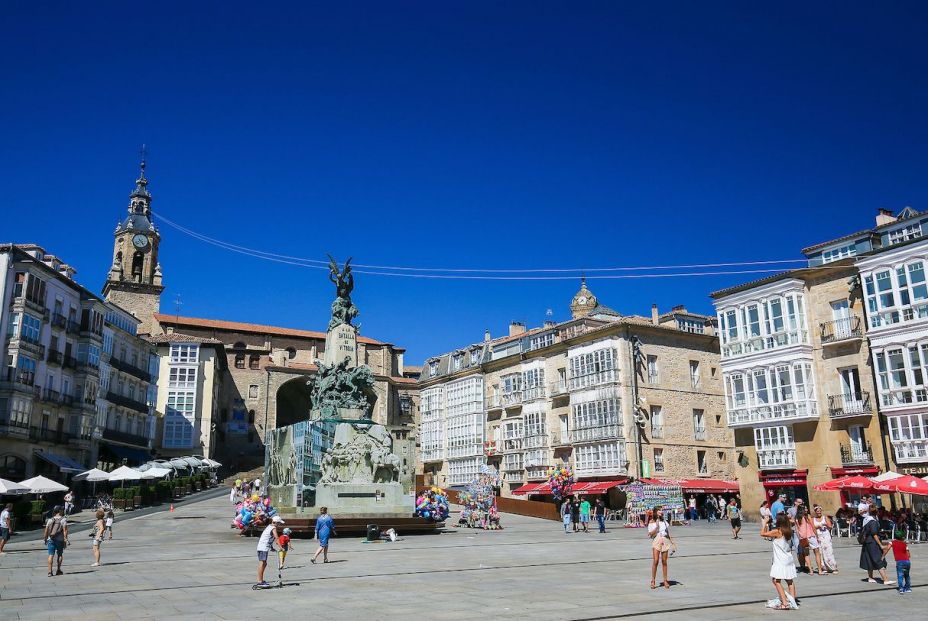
{"left": 252, "top": 549, "right": 283, "bottom": 590}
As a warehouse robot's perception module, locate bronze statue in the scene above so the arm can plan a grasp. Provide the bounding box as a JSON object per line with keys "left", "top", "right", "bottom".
{"left": 327, "top": 255, "right": 360, "bottom": 330}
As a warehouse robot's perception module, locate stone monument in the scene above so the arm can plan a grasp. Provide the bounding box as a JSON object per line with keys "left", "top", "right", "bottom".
{"left": 304, "top": 257, "right": 412, "bottom": 515}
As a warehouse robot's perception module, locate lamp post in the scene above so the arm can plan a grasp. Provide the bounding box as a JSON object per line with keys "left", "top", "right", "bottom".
{"left": 628, "top": 331, "right": 648, "bottom": 479}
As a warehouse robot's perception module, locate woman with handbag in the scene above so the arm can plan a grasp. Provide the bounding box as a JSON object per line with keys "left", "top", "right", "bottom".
{"left": 795, "top": 505, "right": 823, "bottom": 575}
{"left": 858, "top": 508, "right": 894, "bottom": 585}
{"left": 648, "top": 506, "right": 676, "bottom": 590}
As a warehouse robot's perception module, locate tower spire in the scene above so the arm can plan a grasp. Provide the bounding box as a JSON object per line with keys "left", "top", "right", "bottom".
{"left": 129, "top": 144, "right": 151, "bottom": 213}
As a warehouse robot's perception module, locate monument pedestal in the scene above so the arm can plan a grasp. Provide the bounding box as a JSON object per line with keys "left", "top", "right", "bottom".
{"left": 315, "top": 481, "right": 410, "bottom": 515}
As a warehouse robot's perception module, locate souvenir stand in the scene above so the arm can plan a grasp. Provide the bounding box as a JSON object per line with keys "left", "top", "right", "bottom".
{"left": 621, "top": 481, "right": 686, "bottom": 527}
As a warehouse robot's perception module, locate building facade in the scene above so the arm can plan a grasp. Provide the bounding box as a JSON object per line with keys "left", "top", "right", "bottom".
{"left": 0, "top": 243, "right": 157, "bottom": 480}
{"left": 418, "top": 282, "right": 736, "bottom": 497}
{"left": 712, "top": 207, "right": 928, "bottom": 513}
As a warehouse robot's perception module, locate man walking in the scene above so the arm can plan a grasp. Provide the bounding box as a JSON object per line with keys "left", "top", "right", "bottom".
{"left": 560, "top": 499, "right": 572, "bottom": 533}
{"left": 63, "top": 490, "right": 74, "bottom": 516}
{"left": 770, "top": 493, "right": 787, "bottom": 521}
{"left": 0, "top": 503, "right": 12, "bottom": 555}
{"left": 594, "top": 498, "right": 607, "bottom": 533}
{"left": 43, "top": 505, "right": 69, "bottom": 577}
{"left": 706, "top": 495, "right": 717, "bottom": 523}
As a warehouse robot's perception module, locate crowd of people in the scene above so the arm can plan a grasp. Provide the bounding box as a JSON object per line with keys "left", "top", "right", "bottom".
{"left": 559, "top": 496, "right": 608, "bottom": 533}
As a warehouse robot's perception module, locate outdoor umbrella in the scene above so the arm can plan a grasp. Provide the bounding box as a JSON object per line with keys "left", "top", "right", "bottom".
{"left": 813, "top": 475, "right": 880, "bottom": 492}
{"left": 182, "top": 456, "right": 204, "bottom": 469}
{"left": 73, "top": 468, "right": 110, "bottom": 482}
{"left": 873, "top": 471, "right": 903, "bottom": 482}
{"left": 874, "top": 475, "right": 928, "bottom": 496}
{"left": 0, "top": 477, "right": 30, "bottom": 494}
{"left": 201, "top": 458, "right": 222, "bottom": 468}
{"left": 107, "top": 466, "right": 144, "bottom": 482}
{"left": 141, "top": 467, "right": 172, "bottom": 480}
{"left": 169, "top": 458, "right": 191, "bottom": 471}
{"left": 19, "top": 475, "right": 68, "bottom": 494}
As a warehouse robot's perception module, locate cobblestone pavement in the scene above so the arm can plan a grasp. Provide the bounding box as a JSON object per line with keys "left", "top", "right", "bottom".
{"left": 0, "top": 494, "right": 922, "bottom": 620}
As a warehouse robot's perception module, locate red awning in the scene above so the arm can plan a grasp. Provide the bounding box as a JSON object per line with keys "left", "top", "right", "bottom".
{"left": 679, "top": 479, "right": 740, "bottom": 494}
{"left": 638, "top": 478, "right": 677, "bottom": 486}
{"left": 575, "top": 479, "right": 628, "bottom": 494}
{"left": 511, "top": 483, "right": 549, "bottom": 495}
{"left": 829, "top": 466, "right": 880, "bottom": 477}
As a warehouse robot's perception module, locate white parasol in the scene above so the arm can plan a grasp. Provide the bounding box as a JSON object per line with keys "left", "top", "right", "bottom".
{"left": 73, "top": 468, "right": 111, "bottom": 482}
{"left": 19, "top": 475, "right": 68, "bottom": 494}
{"left": 873, "top": 471, "right": 903, "bottom": 482}
{"left": 107, "top": 466, "right": 144, "bottom": 482}
{"left": 0, "top": 477, "right": 30, "bottom": 494}
{"left": 141, "top": 467, "right": 172, "bottom": 480}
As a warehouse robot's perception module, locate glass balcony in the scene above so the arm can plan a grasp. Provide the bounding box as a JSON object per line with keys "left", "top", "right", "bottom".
{"left": 523, "top": 432, "right": 548, "bottom": 448}
{"left": 522, "top": 385, "right": 546, "bottom": 401}
{"left": 549, "top": 380, "right": 568, "bottom": 397}
{"left": 757, "top": 447, "right": 797, "bottom": 469}
{"left": 827, "top": 392, "right": 872, "bottom": 418}
{"left": 575, "top": 461, "right": 627, "bottom": 477}
{"left": 721, "top": 329, "right": 809, "bottom": 358}
{"left": 487, "top": 391, "right": 522, "bottom": 409}
{"left": 868, "top": 302, "right": 928, "bottom": 331}
{"left": 727, "top": 400, "right": 818, "bottom": 427}
{"left": 569, "top": 424, "right": 624, "bottom": 443}
{"left": 880, "top": 388, "right": 928, "bottom": 409}
{"left": 892, "top": 439, "right": 928, "bottom": 464}
{"left": 568, "top": 368, "right": 619, "bottom": 391}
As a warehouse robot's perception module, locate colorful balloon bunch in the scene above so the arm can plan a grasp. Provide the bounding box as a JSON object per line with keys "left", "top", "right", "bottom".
{"left": 415, "top": 487, "right": 450, "bottom": 522}
{"left": 232, "top": 494, "right": 278, "bottom": 532}
{"left": 548, "top": 464, "right": 574, "bottom": 501}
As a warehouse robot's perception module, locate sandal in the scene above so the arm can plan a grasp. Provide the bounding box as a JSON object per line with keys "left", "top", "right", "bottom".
{"left": 650, "top": 581, "right": 656, "bottom": 589}
{"left": 48, "top": 572, "right": 53, "bottom": 577}
{"left": 663, "top": 581, "right": 670, "bottom": 589}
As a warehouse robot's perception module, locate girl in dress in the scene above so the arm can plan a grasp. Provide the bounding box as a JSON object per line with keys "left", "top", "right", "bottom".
{"left": 761, "top": 513, "right": 798, "bottom": 609}
{"left": 812, "top": 505, "right": 837, "bottom": 573}
{"left": 648, "top": 507, "right": 677, "bottom": 590}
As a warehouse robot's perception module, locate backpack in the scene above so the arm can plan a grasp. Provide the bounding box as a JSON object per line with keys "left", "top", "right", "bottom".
{"left": 857, "top": 523, "right": 868, "bottom": 545}
{"left": 48, "top": 517, "right": 63, "bottom": 539}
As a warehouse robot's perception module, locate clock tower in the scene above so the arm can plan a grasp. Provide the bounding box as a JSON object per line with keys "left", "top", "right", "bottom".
{"left": 570, "top": 277, "right": 598, "bottom": 319}
{"left": 102, "top": 158, "right": 164, "bottom": 335}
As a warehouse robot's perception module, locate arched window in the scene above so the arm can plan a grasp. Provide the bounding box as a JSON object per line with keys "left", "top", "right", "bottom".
{"left": 234, "top": 354, "right": 245, "bottom": 369}
{"left": 233, "top": 342, "right": 246, "bottom": 350}
{"left": 248, "top": 409, "right": 255, "bottom": 424}
{"left": 249, "top": 355, "right": 260, "bottom": 370}
{"left": 286, "top": 347, "right": 297, "bottom": 360}
{"left": 132, "top": 251, "right": 144, "bottom": 281}
{"left": 0, "top": 454, "right": 26, "bottom": 480}
{"left": 114, "top": 251, "right": 122, "bottom": 269}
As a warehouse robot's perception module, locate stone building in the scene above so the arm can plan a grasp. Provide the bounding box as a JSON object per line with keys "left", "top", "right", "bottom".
{"left": 97, "top": 161, "right": 417, "bottom": 468}
{"left": 418, "top": 281, "right": 736, "bottom": 499}
{"left": 709, "top": 208, "right": 928, "bottom": 514}
{"left": 0, "top": 243, "right": 157, "bottom": 480}
{"left": 148, "top": 314, "right": 417, "bottom": 468}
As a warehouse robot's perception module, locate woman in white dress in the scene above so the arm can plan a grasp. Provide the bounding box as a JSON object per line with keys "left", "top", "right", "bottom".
{"left": 812, "top": 505, "right": 837, "bottom": 573}
{"left": 761, "top": 513, "right": 798, "bottom": 610}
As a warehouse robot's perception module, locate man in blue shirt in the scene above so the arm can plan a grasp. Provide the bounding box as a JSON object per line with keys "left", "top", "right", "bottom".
{"left": 770, "top": 493, "right": 787, "bottom": 521}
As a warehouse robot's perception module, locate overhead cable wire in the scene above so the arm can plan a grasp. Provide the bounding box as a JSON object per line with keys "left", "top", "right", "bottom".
{"left": 151, "top": 211, "right": 844, "bottom": 281}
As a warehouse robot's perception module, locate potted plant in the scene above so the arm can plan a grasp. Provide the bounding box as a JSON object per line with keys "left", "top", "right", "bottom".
{"left": 185, "top": 477, "right": 192, "bottom": 495}
{"left": 29, "top": 499, "right": 46, "bottom": 526}
{"left": 113, "top": 488, "right": 126, "bottom": 511}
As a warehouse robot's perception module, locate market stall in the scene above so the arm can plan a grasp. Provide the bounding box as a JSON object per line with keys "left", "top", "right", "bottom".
{"left": 621, "top": 481, "right": 685, "bottom": 527}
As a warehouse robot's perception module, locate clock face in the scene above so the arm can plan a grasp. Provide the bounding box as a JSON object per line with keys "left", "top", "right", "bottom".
{"left": 577, "top": 296, "right": 588, "bottom": 305}
{"left": 132, "top": 234, "right": 148, "bottom": 249}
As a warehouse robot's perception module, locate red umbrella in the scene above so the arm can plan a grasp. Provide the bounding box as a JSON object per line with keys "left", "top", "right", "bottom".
{"left": 813, "top": 475, "right": 879, "bottom": 492}
{"left": 874, "top": 475, "right": 928, "bottom": 496}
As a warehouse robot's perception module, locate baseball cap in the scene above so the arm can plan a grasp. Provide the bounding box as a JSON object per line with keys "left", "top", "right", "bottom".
{"left": 272, "top": 516, "right": 285, "bottom": 524}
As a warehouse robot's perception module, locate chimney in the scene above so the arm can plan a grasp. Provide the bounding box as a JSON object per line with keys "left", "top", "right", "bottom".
{"left": 544, "top": 320, "right": 556, "bottom": 329}
{"left": 651, "top": 304, "right": 659, "bottom": 324}
{"left": 509, "top": 321, "right": 526, "bottom": 337}
{"left": 876, "top": 208, "right": 896, "bottom": 227}
{"left": 484, "top": 329, "right": 491, "bottom": 342}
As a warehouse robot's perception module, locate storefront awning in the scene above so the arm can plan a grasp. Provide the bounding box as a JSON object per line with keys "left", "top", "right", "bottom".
{"left": 34, "top": 451, "right": 85, "bottom": 474}
{"left": 99, "top": 443, "right": 151, "bottom": 465}
{"left": 679, "top": 479, "right": 740, "bottom": 494}
{"left": 512, "top": 483, "right": 548, "bottom": 495}
{"left": 576, "top": 479, "right": 627, "bottom": 494}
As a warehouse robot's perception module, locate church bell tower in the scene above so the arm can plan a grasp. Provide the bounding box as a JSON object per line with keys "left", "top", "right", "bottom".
{"left": 102, "top": 156, "right": 164, "bottom": 335}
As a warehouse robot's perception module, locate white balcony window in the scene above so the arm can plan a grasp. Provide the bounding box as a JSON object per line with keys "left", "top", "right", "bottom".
{"left": 653, "top": 447, "right": 664, "bottom": 472}
{"left": 717, "top": 291, "right": 809, "bottom": 358}
{"left": 647, "top": 355, "right": 659, "bottom": 384}
{"left": 887, "top": 413, "right": 928, "bottom": 463}
{"left": 503, "top": 452, "right": 523, "bottom": 471}
{"left": 821, "top": 244, "right": 857, "bottom": 263}
{"left": 575, "top": 442, "right": 627, "bottom": 476}
{"left": 690, "top": 360, "right": 700, "bottom": 390}
{"left": 568, "top": 347, "right": 618, "bottom": 390}
{"left": 524, "top": 448, "right": 548, "bottom": 468}
{"left": 725, "top": 362, "right": 817, "bottom": 426}
{"left": 522, "top": 368, "right": 546, "bottom": 401}
{"left": 650, "top": 405, "right": 663, "bottom": 439}
{"left": 693, "top": 409, "right": 706, "bottom": 440}
{"left": 448, "top": 456, "right": 485, "bottom": 485}
{"left": 754, "top": 425, "right": 796, "bottom": 469}
{"left": 874, "top": 344, "right": 928, "bottom": 408}
{"left": 864, "top": 260, "right": 928, "bottom": 329}
{"left": 571, "top": 396, "right": 622, "bottom": 443}
{"left": 888, "top": 223, "right": 923, "bottom": 246}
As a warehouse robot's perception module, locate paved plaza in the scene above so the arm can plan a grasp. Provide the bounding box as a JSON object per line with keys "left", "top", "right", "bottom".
{"left": 0, "top": 494, "right": 922, "bottom": 620}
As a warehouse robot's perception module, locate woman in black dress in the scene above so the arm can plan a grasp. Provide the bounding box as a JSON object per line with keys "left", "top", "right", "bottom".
{"left": 858, "top": 511, "right": 894, "bottom": 585}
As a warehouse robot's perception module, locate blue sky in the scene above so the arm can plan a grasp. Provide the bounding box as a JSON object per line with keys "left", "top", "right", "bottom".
{"left": 3, "top": 2, "right": 928, "bottom": 363}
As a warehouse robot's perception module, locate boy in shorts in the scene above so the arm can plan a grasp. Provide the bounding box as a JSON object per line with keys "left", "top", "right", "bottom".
{"left": 255, "top": 515, "right": 284, "bottom": 586}
{"left": 278, "top": 527, "right": 293, "bottom": 569}
{"left": 104, "top": 510, "right": 115, "bottom": 540}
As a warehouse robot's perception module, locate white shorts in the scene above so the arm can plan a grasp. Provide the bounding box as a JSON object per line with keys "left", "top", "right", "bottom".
{"left": 807, "top": 535, "right": 819, "bottom": 550}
